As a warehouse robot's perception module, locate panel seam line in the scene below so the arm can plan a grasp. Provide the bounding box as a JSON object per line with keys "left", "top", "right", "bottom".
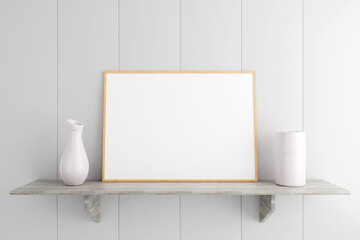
{"left": 56, "top": 0, "right": 59, "bottom": 239}
{"left": 118, "top": 0, "right": 121, "bottom": 239}
{"left": 241, "top": 1, "right": 243, "bottom": 239}
{"left": 179, "top": 0, "right": 182, "bottom": 71}
{"left": 179, "top": 1, "right": 182, "bottom": 240}
{"left": 302, "top": 0, "right": 305, "bottom": 240}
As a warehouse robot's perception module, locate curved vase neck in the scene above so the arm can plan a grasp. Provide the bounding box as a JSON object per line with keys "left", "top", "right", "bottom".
{"left": 67, "top": 119, "right": 84, "bottom": 132}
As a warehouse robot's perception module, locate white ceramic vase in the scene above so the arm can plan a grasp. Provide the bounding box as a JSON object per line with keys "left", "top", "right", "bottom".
{"left": 59, "top": 119, "right": 89, "bottom": 186}
{"left": 276, "top": 131, "right": 306, "bottom": 187}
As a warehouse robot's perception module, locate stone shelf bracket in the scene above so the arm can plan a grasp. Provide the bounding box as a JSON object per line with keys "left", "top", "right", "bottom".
{"left": 260, "top": 195, "right": 275, "bottom": 223}
{"left": 10, "top": 180, "right": 349, "bottom": 224}
{"left": 84, "top": 195, "right": 100, "bottom": 223}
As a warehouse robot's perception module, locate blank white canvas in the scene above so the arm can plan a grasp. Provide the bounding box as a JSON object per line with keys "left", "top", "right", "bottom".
{"left": 103, "top": 73, "right": 256, "bottom": 180}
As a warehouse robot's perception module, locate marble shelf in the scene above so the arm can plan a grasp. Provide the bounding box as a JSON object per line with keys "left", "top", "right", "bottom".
{"left": 10, "top": 180, "right": 349, "bottom": 223}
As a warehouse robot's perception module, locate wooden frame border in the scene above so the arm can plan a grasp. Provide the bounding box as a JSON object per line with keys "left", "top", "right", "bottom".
{"left": 102, "top": 71, "right": 258, "bottom": 182}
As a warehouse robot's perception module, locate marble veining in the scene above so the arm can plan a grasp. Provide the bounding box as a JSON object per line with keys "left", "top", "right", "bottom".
{"left": 10, "top": 180, "right": 350, "bottom": 196}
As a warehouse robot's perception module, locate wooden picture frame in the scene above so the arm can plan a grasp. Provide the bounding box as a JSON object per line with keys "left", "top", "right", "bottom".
{"left": 102, "top": 71, "right": 257, "bottom": 182}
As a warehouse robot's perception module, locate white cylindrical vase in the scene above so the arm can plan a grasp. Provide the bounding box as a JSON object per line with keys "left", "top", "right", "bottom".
{"left": 276, "top": 131, "right": 306, "bottom": 187}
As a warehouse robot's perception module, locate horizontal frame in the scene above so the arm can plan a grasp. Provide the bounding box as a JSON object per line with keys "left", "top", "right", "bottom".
{"left": 102, "top": 71, "right": 257, "bottom": 182}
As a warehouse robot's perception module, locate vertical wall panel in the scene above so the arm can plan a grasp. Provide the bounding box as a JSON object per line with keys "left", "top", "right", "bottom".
{"left": 181, "top": 0, "right": 242, "bottom": 70}
{"left": 0, "top": 0, "right": 57, "bottom": 239}
{"left": 242, "top": 0, "right": 303, "bottom": 180}
{"left": 242, "top": 0, "right": 302, "bottom": 239}
{"left": 119, "top": 1, "right": 180, "bottom": 239}
{"left": 58, "top": 0, "right": 118, "bottom": 180}
{"left": 58, "top": 0, "right": 118, "bottom": 239}
{"left": 181, "top": 196, "right": 241, "bottom": 240}
{"left": 120, "top": 196, "right": 180, "bottom": 240}
{"left": 119, "top": 0, "right": 180, "bottom": 70}
{"left": 242, "top": 196, "right": 302, "bottom": 239}
{"left": 181, "top": 1, "right": 242, "bottom": 240}
{"left": 304, "top": 0, "right": 360, "bottom": 239}
{"left": 58, "top": 196, "right": 118, "bottom": 240}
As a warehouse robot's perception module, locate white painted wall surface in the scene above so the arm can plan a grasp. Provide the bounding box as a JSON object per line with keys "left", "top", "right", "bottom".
{"left": 0, "top": 0, "right": 359, "bottom": 239}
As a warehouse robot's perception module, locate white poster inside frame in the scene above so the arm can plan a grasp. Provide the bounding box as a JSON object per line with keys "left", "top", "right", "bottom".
{"left": 102, "top": 72, "right": 257, "bottom": 182}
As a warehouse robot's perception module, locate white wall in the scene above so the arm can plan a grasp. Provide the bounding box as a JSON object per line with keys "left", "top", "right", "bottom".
{"left": 0, "top": 0, "right": 359, "bottom": 239}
